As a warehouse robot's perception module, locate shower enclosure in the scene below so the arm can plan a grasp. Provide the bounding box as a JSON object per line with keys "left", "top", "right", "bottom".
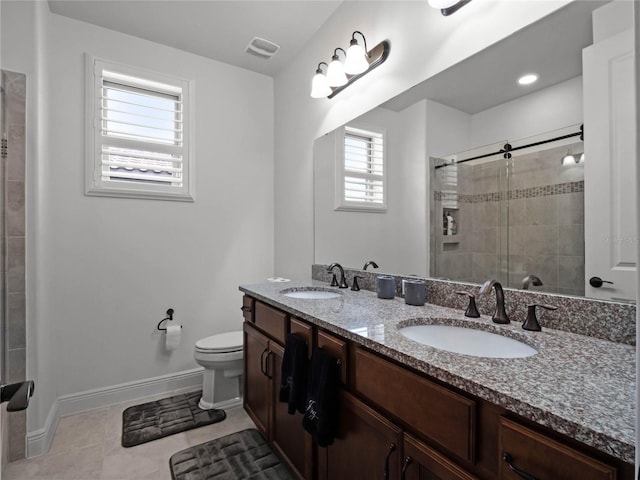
{"left": 431, "top": 125, "right": 585, "bottom": 296}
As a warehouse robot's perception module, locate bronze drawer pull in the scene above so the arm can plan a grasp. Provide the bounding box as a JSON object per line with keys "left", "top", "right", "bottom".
{"left": 503, "top": 453, "right": 537, "bottom": 480}
{"left": 383, "top": 443, "right": 396, "bottom": 479}
{"left": 260, "top": 348, "right": 269, "bottom": 376}
{"left": 401, "top": 456, "right": 412, "bottom": 480}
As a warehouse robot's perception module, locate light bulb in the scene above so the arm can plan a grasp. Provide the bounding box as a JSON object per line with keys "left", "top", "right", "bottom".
{"left": 428, "top": 0, "right": 459, "bottom": 8}
{"left": 518, "top": 73, "right": 539, "bottom": 85}
{"left": 310, "top": 71, "right": 332, "bottom": 98}
{"left": 344, "top": 41, "right": 369, "bottom": 75}
{"left": 561, "top": 151, "right": 576, "bottom": 166}
{"left": 326, "top": 56, "right": 348, "bottom": 87}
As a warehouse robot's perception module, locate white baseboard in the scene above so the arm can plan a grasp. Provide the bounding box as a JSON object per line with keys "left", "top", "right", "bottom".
{"left": 26, "top": 368, "right": 204, "bottom": 458}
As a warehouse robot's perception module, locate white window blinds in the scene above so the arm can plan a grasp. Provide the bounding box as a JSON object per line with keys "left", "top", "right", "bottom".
{"left": 336, "top": 125, "right": 386, "bottom": 212}
{"left": 86, "top": 57, "right": 194, "bottom": 201}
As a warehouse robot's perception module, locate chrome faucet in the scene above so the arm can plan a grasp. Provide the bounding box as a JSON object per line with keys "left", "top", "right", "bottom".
{"left": 521, "top": 274, "right": 543, "bottom": 290}
{"left": 479, "top": 280, "right": 510, "bottom": 324}
{"left": 363, "top": 260, "right": 379, "bottom": 270}
{"left": 1, "top": 380, "right": 35, "bottom": 412}
{"left": 327, "top": 263, "right": 349, "bottom": 289}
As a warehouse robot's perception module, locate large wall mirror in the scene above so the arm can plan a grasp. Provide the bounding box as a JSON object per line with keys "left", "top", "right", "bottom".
{"left": 313, "top": 0, "right": 637, "bottom": 302}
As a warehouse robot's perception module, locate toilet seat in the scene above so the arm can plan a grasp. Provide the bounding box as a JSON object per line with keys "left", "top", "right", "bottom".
{"left": 195, "top": 331, "right": 243, "bottom": 354}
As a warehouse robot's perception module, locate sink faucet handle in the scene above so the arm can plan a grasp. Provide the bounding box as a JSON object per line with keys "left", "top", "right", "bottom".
{"left": 523, "top": 303, "right": 558, "bottom": 332}
{"left": 330, "top": 273, "right": 339, "bottom": 287}
{"left": 351, "top": 276, "right": 362, "bottom": 291}
{"left": 454, "top": 291, "right": 480, "bottom": 318}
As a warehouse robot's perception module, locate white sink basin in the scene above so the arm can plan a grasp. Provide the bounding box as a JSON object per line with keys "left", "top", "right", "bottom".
{"left": 399, "top": 325, "right": 537, "bottom": 358}
{"left": 282, "top": 289, "right": 342, "bottom": 300}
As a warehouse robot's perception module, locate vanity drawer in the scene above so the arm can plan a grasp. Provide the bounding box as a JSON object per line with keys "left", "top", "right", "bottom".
{"left": 499, "top": 417, "right": 616, "bottom": 480}
{"left": 317, "top": 329, "right": 348, "bottom": 384}
{"left": 290, "top": 317, "right": 313, "bottom": 358}
{"left": 354, "top": 347, "right": 476, "bottom": 463}
{"left": 254, "top": 301, "right": 287, "bottom": 344}
{"left": 241, "top": 295, "right": 254, "bottom": 323}
{"left": 403, "top": 432, "right": 479, "bottom": 480}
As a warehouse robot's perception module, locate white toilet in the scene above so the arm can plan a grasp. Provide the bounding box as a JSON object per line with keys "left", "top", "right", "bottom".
{"left": 194, "top": 330, "right": 244, "bottom": 410}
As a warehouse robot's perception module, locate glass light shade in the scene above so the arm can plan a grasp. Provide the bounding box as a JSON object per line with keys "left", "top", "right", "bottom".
{"left": 561, "top": 151, "right": 576, "bottom": 166}
{"left": 310, "top": 72, "right": 332, "bottom": 98}
{"left": 428, "top": 0, "right": 459, "bottom": 8}
{"left": 344, "top": 43, "right": 369, "bottom": 75}
{"left": 579, "top": 153, "right": 585, "bottom": 164}
{"left": 326, "top": 58, "right": 348, "bottom": 87}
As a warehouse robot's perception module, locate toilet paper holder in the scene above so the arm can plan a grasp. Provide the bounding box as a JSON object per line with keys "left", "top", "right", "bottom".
{"left": 157, "top": 308, "right": 182, "bottom": 331}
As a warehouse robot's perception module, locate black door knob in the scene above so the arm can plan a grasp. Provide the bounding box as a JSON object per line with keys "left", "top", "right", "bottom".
{"left": 589, "top": 276, "right": 614, "bottom": 288}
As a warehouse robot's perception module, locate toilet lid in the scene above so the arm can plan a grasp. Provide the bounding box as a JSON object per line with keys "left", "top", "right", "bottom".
{"left": 196, "top": 331, "right": 244, "bottom": 353}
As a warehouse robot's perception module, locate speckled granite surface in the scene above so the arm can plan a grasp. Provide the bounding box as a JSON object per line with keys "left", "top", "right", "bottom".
{"left": 240, "top": 280, "right": 635, "bottom": 464}
{"left": 312, "top": 264, "right": 636, "bottom": 345}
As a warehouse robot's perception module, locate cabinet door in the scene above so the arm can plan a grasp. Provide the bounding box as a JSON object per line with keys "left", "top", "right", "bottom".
{"left": 499, "top": 417, "right": 616, "bottom": 480}
{"left": 243, "top": 323, "right": 271, "bottom": 437}
{"left": 402, "top": 433, "right": 478, "bottom": 480}
{"left": 318, "top": 391, "right": 402, "bottom": 480}
{"left": 271, "top": 341, "right": 314, "bottom": 480}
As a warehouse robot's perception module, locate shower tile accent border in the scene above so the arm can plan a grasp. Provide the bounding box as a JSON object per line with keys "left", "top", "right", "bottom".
{"left": 434, "top": 180, "right": 584, "bottom": 203}
{"left": 312, "top": 264, "right": 635, "bottom": 345}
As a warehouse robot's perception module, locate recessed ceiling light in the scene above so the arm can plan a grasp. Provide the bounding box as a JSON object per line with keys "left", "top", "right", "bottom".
{"left": 518, "top": 74, "right": 539, "bottom": 85}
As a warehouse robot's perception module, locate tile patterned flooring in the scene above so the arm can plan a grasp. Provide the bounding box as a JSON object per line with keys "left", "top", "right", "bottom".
{"left": 4, "top": 389, "right": 256, "bottom": 480}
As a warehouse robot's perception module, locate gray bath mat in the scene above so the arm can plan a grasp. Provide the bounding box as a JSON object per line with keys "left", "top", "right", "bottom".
{"left": 122, "top": 390, "right": 226, "bottom": 447}
{"left": 169, "top": 428, "right": 294, "bottom": 480}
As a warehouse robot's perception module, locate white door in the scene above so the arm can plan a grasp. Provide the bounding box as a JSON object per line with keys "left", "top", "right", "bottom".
{"left": 583, "top": 28, "right": 637, "bottom": 302}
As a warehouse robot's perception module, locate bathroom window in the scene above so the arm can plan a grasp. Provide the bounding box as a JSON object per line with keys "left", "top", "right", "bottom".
{"left": 335, "top": 125, "right": 386, "bottom": 212}
{"left": 86, "top": 56, "right": 194, "bottom": 201}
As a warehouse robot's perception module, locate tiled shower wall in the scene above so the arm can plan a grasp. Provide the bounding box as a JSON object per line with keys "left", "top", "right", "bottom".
{"left": 2, "top": 70, "right": 27, "bottom": 462}
{"left": 434, "top": 142, "right": 585, "bottom": 296}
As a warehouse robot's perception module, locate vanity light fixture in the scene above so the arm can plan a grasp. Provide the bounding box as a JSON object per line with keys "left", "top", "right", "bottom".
{"left": 326, "top": 48, "right": 349, "bottom": 87}
{"left": 561, "top": 150, "right": 577, "bottom": 166}
{"left": 310, "top": 31, "right": 390, "bottom": 99}
{"left": 310, "top": 62, "right": 332, "bottom": 98}
{"left": 518, "top": 73, "right": 539, "bottom": 85}
{"left": 428, "top": 0, "right": 472, "bottom": 16}
{"left": 344, "top": 31, "right": 370, "bottom": 75}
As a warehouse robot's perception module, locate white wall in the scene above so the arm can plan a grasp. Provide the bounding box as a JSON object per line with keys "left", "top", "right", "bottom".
{"left": 2, "top": 2, "right": 275, "bottom": 447}
{"left": 471, "top": 76, "right": 583, "bottom": 147}
{"left": 273, "top": 0, "right": 574, "bottom": 281}
{"left": 314, "top": 101, "right": 427, "bottom": 275}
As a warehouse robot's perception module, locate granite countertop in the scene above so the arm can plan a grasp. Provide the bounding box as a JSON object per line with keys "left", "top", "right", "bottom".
{"left": 240, "top": 280, "right": 636, "bottom": 464}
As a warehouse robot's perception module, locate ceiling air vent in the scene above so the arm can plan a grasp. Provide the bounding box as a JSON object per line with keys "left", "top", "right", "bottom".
{"left": 245, "top": 37, "right": 280, "bottom": 60}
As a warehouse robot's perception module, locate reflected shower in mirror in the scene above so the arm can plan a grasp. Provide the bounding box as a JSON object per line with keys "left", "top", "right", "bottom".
{"left": 431, "top": 126, "right": 584, "bottom": 296}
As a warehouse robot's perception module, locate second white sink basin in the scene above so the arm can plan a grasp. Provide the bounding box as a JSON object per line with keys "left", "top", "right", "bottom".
{"left": 399, "top": 324, "right": 537, "bottom": 358}
{"left": 282, "top": 289, "right": 342, "bottom": 300}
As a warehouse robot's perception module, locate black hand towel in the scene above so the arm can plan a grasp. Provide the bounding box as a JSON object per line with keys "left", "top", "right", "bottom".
{"left": 303, "top": 347, "right": 339, "bottom": 447}
{"left": 279, "top": 334, "right": 309, "bottom": 415}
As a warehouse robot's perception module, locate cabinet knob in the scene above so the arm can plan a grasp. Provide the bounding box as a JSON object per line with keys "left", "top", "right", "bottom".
{"left": 589, "top": 276, "right": 614, "bottom": 288}
{"left": 503, "top": 453, "right": 538, "bottom": 480}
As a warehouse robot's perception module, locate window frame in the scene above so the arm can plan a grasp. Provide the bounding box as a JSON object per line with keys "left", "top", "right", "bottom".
{"left": 85, "top": 55, "right": 195, "bottom": 202}
{"left": 334, "top": 124, "right": 387, "bottom": 213}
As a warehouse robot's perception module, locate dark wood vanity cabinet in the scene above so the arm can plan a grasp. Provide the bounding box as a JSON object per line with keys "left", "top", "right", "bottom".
{"left": 242, "top": 296, "right": 631, "bottom": 480}
{"left": 318, "top": 390, "right": 402, "bottom": 480}
{"left": 243, "top": 297, "right": 313, "bottom": 480}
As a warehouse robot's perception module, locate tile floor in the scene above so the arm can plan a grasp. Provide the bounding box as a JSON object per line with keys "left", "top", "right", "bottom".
{"left": 4, "top": 389, "right": 256, "bottom": 480}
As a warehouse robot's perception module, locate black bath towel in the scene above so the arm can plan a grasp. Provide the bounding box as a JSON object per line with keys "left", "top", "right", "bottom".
{"left": 279, "top": 333, "right": 309, "bottom": 414}
{"left": 303, "top": 347, "right": 339, "bottom": 447}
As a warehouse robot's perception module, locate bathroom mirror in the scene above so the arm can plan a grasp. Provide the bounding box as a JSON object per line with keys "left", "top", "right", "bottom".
{"left": 313, "top": 0, "right": 636, "bottom": 301}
